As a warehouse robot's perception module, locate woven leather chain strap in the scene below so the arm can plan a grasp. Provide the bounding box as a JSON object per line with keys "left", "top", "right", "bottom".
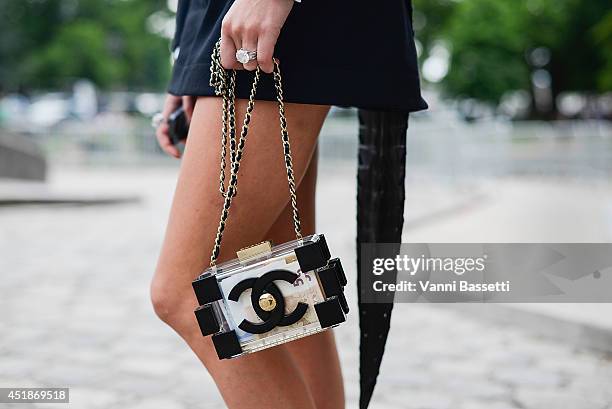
{"left": 208, "top": 40, "right": 302, "bottom": 267}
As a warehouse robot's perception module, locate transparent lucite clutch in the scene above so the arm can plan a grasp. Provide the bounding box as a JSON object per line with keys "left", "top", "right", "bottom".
{"left": 192, "top": 43, "right": 348, "bottom": 359}
{"left": 192, "top": 234, "right": 348, "bottom": 359}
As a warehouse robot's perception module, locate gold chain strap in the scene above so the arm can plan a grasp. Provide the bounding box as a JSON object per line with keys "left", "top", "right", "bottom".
{"left": 208, "top": 40, "right": 302, "bottom": 267}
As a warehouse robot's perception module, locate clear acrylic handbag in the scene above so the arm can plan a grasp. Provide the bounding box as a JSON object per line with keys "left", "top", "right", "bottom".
{"left": 191, "top": 41, "right": 349, "bottom": 359}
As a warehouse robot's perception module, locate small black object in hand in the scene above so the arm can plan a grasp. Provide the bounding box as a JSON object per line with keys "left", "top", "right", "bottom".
{"left": 168, "top": 106, "right": 189, "bottom": 145}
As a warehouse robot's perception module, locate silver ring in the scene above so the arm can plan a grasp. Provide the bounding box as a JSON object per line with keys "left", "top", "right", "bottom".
{"left": 151, "top": 112, "right": 165, "bottom": 129}
{"left": 236, "top": 48, "right": 257, "bottom": 64}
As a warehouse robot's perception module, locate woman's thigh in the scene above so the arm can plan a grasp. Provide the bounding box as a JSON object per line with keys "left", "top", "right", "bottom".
{"left": 155, "top": 97, "right": 329, "bottom": 296}
{"left": 152, "top": 96, "right": 330, "bottom": 408}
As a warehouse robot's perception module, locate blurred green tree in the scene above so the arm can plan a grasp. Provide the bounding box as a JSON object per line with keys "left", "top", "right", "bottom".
{"left": 442, "top": 0, "right": 531, "bottom": 104}
{"left": 411, "top": 0, "right": 458, "bottom": 60}
{"left": 593, "top": 11, "right": 612, "bottom": 91}
{"left": 0, "top": 0, "right": 171, "bottom": 93}
{"left": 553, "top": 0, "right": 610, "bottom": 94}
{"left": 413, "top": 0, "right": 611, "bottom": 116}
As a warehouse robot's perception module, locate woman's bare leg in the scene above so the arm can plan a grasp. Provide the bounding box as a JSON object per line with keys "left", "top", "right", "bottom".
{"left": 151, "top": 96, "right": 331, "bottom": 408}
{"left": 264, "top": 150, "right": 345, "bottom": 409}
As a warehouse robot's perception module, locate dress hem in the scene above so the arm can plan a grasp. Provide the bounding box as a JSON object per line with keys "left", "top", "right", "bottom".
{"left": 168, "top": 61, "right": 429, "bottom": 113}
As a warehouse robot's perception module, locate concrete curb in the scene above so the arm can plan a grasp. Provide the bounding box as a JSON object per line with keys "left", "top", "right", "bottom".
{"left": 0, "top": 133, "right": 47, "bottom": 181}
{"left": 0, "top": 181, "right": 140, "bottom": 206}
{"left": 0, "top": 195, "right": 140, "bottom": 206}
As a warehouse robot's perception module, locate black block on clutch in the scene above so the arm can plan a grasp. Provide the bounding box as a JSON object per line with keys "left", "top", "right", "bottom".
{"left": 192, "top": 274, "right": 223, "bottom": 306}
{"left": 194, "top": 304, "right": 219, "bottom": 336}
{"left": 212, "top": 330, "right": 243, "bottom": 359}
{"left": 338, "top": 292, "right": 350, "bottom": 314}
{"left": 295, "top": 234, "right": 331, "bottom": 273}
{"left": 317, "top": 264, "right": 343, "bottom": 298}
{"left": 328, "top": 258, "right": 347, "bottom": 286}
{"left": 314, "top": 296, "right": 346, "bottom": 329}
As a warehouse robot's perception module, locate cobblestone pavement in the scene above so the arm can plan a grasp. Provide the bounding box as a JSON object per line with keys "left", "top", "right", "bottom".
{"left": 1, "top": 164, "right": 612, "bottom": 409}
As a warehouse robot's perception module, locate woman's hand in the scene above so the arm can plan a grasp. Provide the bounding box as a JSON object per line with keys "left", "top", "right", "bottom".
{"left": 155, "top": 94, "right": 196, "bottom": 158}
{"left": 221, "top": 0, "right": 294, "bottom": 73}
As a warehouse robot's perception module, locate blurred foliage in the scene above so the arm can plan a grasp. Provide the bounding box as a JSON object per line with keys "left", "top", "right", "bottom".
{"left": 410, "top": 0, "right": 458, "bottom": 62}
{"left": 0, "top": 0, "right": 171, "bottom": 93}
{"left": 443, "top": 0, "right": 532, "bottom": 103}
{"left": 592, "top": 10, "right": 612, "bottom": 91}
{"left": 413, "top": 0, "right": 611, "bottom": 109}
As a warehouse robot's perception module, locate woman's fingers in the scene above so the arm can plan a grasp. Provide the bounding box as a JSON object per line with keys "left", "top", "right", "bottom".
{"left": 156, "top": 94, "right": 182, "bottom": 158}
{"left": 221, "top": 21, "right": 243, "bottom": 70}
{"left": 257, "top": 29, "right": 278, "bottom": 74}
{"left": 241, "top": 33, "right": 259, "bottom": 71}
{"left": 156, "top": 123, "right": 180, "bottom": 158}
{"left": 182, "top": 96, "right": 195, "bottom": 123}
{"left": 221, "top": 0, "right": 292, "bottom": 73}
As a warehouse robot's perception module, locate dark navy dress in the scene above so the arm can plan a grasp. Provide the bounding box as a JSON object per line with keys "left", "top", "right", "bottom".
{"left": 169, "top": 0, "right": 427, "bottom": 112}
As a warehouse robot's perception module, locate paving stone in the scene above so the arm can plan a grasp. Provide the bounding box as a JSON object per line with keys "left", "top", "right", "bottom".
{"left": 0, "top": 357, "right": 39, "bottom": 378}
{"left": 481, "top": 350, "right": 535, "bottom": 367}
{"left": 173, "top": 378, "right": 225, "bottom": 409}
{"left": 117, "top": 357, "right": 179, "bottom": 377}
{"left": 538, "top": 353, "right": 608, "bottom": 377}
{"left": 55, "top": 387, "right": 118, "bottom": 409}
{"left": 440, "top": 378, "right": 509, "bottom": 400}
{"left": 430, "top": 360, "right": 491, "bottom": 379}
{"left": 5, "top": 404, "right": 39, "bottom": 409}
{"left": 31, "top": 363, "right": 108, "bottom": 387}
{"left": 458, "top": 400, "right": 519, "bottom": 409}
{"left": 492, "top": 367, "right": 565, "bottom": 388}
{"left": 59, "top": 347, "right": 111, "bottom": 365}
{"left": 0, "top": 377, "right": 42, "bottom": 388}
{"left": 121, "top": 397, "right": 187, "bottom": 409}
{"left": 564, "top": 376, "right": 612, "bottom": 408}
{"left": 368, "top": 402, "right": 410, "bottom": 409}
{"left": 33, "top": 404, "right": 69, "bottom": 409}
{"left": 377, "top": 371, "right": 434, "bottom": 388}
{"left": 102, "top": 373, "right": 176, "bottom": 396}
{"left": 344, "top": 378, "right": 360, "bottom": 401}
{"left": 383, "top": 389, "right": 455, "bottom": 409}
{"left": 515, "top": 389, "right": 606, "bottom": 409}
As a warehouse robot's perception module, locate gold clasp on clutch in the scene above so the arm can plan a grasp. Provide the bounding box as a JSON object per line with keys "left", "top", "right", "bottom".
{"left": 258, "top": 293, "right": 277, "bottom": 312}
{"left": 236, "top": 241, "right": 272, "bottom": 262}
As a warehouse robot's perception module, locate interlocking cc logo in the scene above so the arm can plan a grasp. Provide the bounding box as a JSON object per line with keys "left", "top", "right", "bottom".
{"left": 228, "top": 269, "right": 308, "bottom": 334}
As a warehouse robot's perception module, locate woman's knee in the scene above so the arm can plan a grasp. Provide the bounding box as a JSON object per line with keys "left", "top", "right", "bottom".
{"left": 150, "top": 271, "right": 192, "bottom": 327}
{"left": 150, "top": 273, "right": 173, "bottom": 324}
